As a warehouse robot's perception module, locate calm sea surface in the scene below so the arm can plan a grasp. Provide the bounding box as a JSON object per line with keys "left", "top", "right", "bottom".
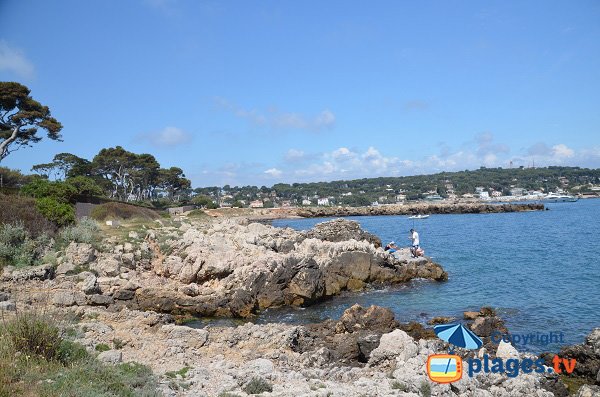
{"left": 264, "top": 199, "right": 600, "bottom": 353}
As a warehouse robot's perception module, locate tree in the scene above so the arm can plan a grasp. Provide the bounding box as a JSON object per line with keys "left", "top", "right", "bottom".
{"left": 0, "top": 82, "right": 63, "bottom": 162}
{"left": 158, "top": 167, "right": 191, "bottom": 200}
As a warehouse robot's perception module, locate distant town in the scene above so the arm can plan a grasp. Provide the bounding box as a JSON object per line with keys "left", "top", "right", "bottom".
{"left": 193, "top": 166, "right": 600, "bottom": 208}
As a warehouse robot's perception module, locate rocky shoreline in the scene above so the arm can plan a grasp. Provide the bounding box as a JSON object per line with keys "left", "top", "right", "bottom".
{"left": 208, "top": 202, "right": 546, "bottom": 221}
{"left": 1, "top": 216, "right": 598, "bottom": 396}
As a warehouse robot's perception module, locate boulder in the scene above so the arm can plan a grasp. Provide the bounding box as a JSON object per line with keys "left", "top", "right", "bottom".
{"left": 2, "top": 264, "right": 54, "bottom": 282}
{"left": 464, "top": 311, "right": 480, "bottom": 320}
{"left": 82, "top": 274, "right": 100, "bottom": 295}
{"left": 56, "top": 262, "right": 76, "bottom": 275}
{"left": 303, "top": 219, "right": 382, "bottom": 247}
{"left": 336, "top": 304, "right": 398, "bottom": 334}
{"left": 160, "top": 324, "right": 209, "bottom": 349}
{"left": 52, "top": 291, "right": 85, "bottom": 307}
{"left": 369, "top": 329, "right": 418, "bottom": 364}
{"left": 87, "top": 294, "right": 114, "bottom": 306}
{"left": 91, "top": 255, "right": 120, "bottom": 277}
{"left": 0, "top": 300, "right": 16, "bottom": 311}
{"left": 64, "top": 242, "right": 95, "bottom": 266}
{"left": 496, "top": 340, "right": 519, "bottom": 359}
{"left": 576, "top": 385, "right": 600, "bottom": 397}
{"left": 97, "top": 350, "right": 123, "bottom": 364}
{"left": 113, "top": 289, "right": 135, "bottom": 300}
{"left": 470, "top": 316, "right": 507, "bottom": 337}
{"left": 287, "top": 261, "right": 324, "bottom": 302}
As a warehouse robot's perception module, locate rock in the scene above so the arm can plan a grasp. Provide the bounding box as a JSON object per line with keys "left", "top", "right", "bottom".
{"left": 0, "top": 292, "right": 10, "bottom": 302}
{"left": 97, "top": 350, "right": 123, "bottom": 364}
{"left": 287, "top": 260, "right": 324, "bottom": 302}
{"left": 369, "top": 329, "right": 418, "bottom": 364}
{"left": 121, "top": 253, "right": 135, "bottom": 269}
{"left": 577, "top": 385, "right": 600, "bottom": 397}
{"left": 427, "top": 316, "right": 455, "bottom": 325}
{"left": 0, "top": 301, "right": 16, "bottom": 311}
{"left": 464, "top": 311, "right": 480, "bottom": 320}
{"left": 587, "top": 328, "right": 600, "bottom": 356}
{"left": 64, "top": 242, "right": 95, "bottom": 266}
{"left": 470, "top": 316, "right": 507, "bottom": 337}
{"left": 160, "top": 324, "right": 209, "bottom": 349}
{"left": 245, "top": 358, "right": 274, "bottom": 375}
{"left": 480, "top": 306, "right": 496, "bottom": 317}
{"left": 91, "top": 255, "right": 120, "bottom": 277}
{"left": 113, "top": 289, "right": 135, "bottom": 300}
{"left": 82, "top": 274, "right": 100, "bottom": 295}
{"left": 336, "top": 304, "right": 398, "bottom": 334}
{"left": 2, "top": 264, "right": 54, "bottom": 282}
{"left": 56, "top": 262, "right": 76, "bottom": 275}
{"left": 357, "top": 334, "right": 380, "bottom": 362}
{"left": 87, "top": 294, "right": 114, "bottom": 306}
{"left": 496, "top": 341, "right": 519, "bottom": 359}
{"left": 128, "top": 231, "right": 139, "bottom": 239}
{"left": 303, "top": 219, "right": 382, "bottom": 247}
{"left": 181, "top": 283, "right": 200, "bottom": 297}
{"left": 52, "top": 291, "right": 85, "bottom": 307}
{"left": 130, "top": 218, "right": 446, "bottom": 317}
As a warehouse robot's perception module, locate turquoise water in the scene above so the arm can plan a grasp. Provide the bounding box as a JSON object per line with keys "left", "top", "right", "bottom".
{"left": 268, "top": 199, "right": 600, "bottom": 353}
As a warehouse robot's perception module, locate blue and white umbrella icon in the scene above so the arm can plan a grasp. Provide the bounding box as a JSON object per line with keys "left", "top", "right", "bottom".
{"left": 434, "top": 323, "right": 483, "bottom": 350}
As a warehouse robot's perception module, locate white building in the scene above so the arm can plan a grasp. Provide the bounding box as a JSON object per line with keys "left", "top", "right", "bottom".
{"left": 317, "top": 198, "right": 330, "bottom": 206}
{"left": 510, "top": 188, "right": 525, "bottom": 196}
{"left": 302, "top": 199, "right": 312, "bottom": 206}
{"left": 479, "top": 191, "right": 490, "bottom": 200}
{"left": 249, "top": 200, "right": 264, "bottom": 208}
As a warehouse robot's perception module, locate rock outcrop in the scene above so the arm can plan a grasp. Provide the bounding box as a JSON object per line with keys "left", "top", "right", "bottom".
{"left": 138, "top": 218, "right": 446, "bottom": 317}
{"left": 62, "top": 304, "right": 561, "bottom": 396}
{"left": 542, "top": 328, "right": 600, "bottom": 386}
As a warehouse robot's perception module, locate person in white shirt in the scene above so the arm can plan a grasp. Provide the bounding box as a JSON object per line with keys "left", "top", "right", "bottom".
{"left": 409, "top": 228, "right": 420, "bottom": 257}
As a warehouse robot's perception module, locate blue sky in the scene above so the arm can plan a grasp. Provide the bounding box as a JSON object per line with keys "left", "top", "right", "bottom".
{"left": 1, "top": 1, "right": 599, "bottom": 187}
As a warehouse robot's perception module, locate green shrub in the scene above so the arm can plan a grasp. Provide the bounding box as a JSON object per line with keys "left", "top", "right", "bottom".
{"left": 1, "top": 311, "right": 63, "bottom": 361}
{"left": 0, "top": 312, "right": 162, "bottom": 397}
{"left": 0, "top": 223, "right": 51, "bottom": 268}
{"left": 36, "top": 196, "right": 75, "bottom": 226}
{"left": 95, "top": 343, "right": 110, "bottom": 352}
{"left": 58, "top": 217, "right": 100, "bottom": 247}
{"left": 391, "top": 380, "right": 408, "bottom": 391}
{"left": 243, "top": 377, "right": 273, "bottom": 395}
{"left": 419, "top": 380, "right": 431, "bottom": 397}
{"left": 165, "top": 366, "right": 190, "bottom": 379}
{"left": 187, "top": 209, "right": 207, "bottom": 217}
{"left": 90, "top": 202, "right": 159, "bottom": 221}
{"left": 0, "top": 193, "right": 57, "bottom": 237}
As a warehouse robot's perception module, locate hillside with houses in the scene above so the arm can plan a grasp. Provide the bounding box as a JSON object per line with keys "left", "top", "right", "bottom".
{"left": 192, "top": 166, "right": 600, "bottom": 208}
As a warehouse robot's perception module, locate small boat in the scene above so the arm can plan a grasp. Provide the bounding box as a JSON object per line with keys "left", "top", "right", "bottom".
{"left": 408, "top": 214, "right": 430, "bottom": 219}
{"left": 543, "top": 193, "right": 579, "bottom": 203}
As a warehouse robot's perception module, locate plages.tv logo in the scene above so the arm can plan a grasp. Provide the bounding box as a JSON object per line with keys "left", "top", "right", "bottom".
{"left": 426, "top": 323, "right": 577, "bottom": 384}
{"left": 426, "top": 323, "right": 481, "bottom": 383}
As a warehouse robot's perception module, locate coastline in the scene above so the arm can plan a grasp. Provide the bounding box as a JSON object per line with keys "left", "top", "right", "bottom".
{"left": 205, "top": 202, "right": 546, "bottom": 221}
{"left": 2, "top": 214, "right": 598, "bottom": 396}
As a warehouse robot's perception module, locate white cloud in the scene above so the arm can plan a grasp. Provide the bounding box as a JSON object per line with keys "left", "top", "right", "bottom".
{"left": 137, "top": 126, "right": 192, "bottom": 147}
{"left": 284, "top": 149, "right": 305, "bottom": 162}
{"left": 552, "top": 144, "right": 574, "bottom": 159}
{"left": 264, "top": 168, "right": 283, "bottom": 178}
{"left": 0, "top": 41, "right": 35, "bottom": 79}
{"left": 331, "top": 147, "right": 353, "bottom": 160}
{"left": 215, "top": 97, "right": 335, "bottom": 132}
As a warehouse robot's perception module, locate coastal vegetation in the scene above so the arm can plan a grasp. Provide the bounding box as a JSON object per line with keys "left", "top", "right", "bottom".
{"left": 0, "top": 311, "right": 160, "bottom": 397}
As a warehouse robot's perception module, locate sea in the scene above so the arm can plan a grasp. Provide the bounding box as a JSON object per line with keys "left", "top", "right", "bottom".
{"left": 259, "top": 198, "right": 600, "bottom": 353}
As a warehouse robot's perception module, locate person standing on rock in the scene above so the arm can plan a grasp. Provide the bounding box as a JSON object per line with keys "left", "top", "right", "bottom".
{"left": 409, "top": 228, "right": 420, "bottom": 258}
